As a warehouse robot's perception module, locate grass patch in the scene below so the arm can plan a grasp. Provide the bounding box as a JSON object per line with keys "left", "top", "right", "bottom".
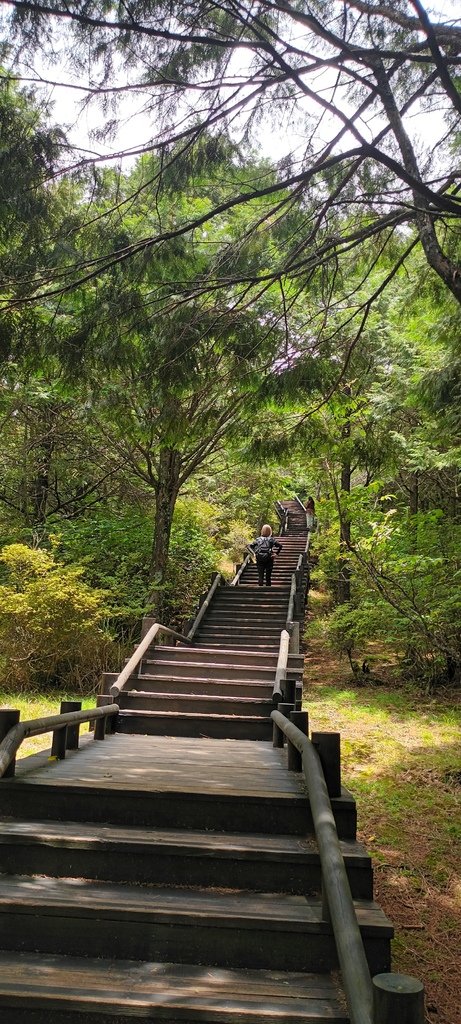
{"left": 0, "top": 692, "right": 95, "bottom": 759}
{"left": 303, "top": 641, "right": 461, "bottom": 1024}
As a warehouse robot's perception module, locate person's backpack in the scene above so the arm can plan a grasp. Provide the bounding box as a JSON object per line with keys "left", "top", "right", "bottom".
{"left": 254, "top": 537, "right": 272, "bottom": 561}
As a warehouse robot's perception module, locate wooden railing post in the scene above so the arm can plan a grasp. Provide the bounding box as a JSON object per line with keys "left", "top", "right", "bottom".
{"left": 51, "top": 721, "right": 68, "bottom": 760}
{"left": 92, "top": 692, "right": 112, "bottom": 741}
{"left": 287, "top": 711, "right": 308, "bottom": 771}
{"left": 60, "top": 700, "right": 82, "bottom": 750}
{"left": 0, "top": 710, "right": 20, "bottom": 778}
{"left": 372, "top": 974, "right": 424, "bottom": 1023}
{"left": 283, "top": 678, "right": 297, "bottom": 704}
{"left": 311, "top": 732, "right": 341, "bottom": 797}
{"left": 274, "top": 703, "right": 294, "bottom": 747}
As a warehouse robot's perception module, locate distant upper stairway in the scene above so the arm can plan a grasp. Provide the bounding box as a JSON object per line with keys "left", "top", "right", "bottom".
{"left": 102, "top": 497, "right": 310, "bottom": 739}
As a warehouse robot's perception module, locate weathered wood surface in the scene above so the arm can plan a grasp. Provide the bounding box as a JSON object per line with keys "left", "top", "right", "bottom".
{"left": 0, "top": 952, "right": 349, "bottom": 1022}
{"left": 11, "top": 735, "right": 309, "bottom": 797}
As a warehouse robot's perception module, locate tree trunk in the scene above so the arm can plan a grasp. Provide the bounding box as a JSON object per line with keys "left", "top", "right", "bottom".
{"left": 149, "top": 447, "right": 181, "bottom": 619}
{"left": 337, "top": 387, "right": 352, "bottom": 604}
{"left": 28, "top": 405, "right": 57, "bottom": 527}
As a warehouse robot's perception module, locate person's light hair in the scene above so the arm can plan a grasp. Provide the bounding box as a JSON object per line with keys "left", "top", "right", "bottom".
{"left": 261, "top": 524, "right": 272, "bottom": 537}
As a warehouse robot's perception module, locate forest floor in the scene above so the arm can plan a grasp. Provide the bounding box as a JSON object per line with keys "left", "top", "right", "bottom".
{"left": 304, "top": 590, "right": 461, "bottom": 1024}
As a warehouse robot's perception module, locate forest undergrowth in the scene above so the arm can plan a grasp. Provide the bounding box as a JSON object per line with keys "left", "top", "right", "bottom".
{"left": 304, "top": 590, "right": 461, "bottom": 1024}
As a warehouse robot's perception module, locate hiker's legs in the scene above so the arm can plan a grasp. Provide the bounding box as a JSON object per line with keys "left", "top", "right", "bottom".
{"left": 257, "top": 558, "right": 265, "bottom": 586}
{"left": 265, "top": 560, "right": 274, "bottom": 586}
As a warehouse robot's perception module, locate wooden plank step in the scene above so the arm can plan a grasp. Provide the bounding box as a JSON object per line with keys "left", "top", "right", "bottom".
{"left": 0, "top": 736, "right": 356, "bottom": 836}
{"left": 0, "top": 877, "right": 393, "bottom": 972}
{"left": 140, "top": 661, "right": 280, "bottom": 681}
{"left": 196, "top": 622, "right": 282, "bottom": 630}
{"left": 0, "top": 952, "right": 349, "bottom": 1023}
{"left": 115, "top": 708, "right": 273, "bottom": 740}
{"left": 193, "top": 642, "right": 281, "bottom": 650}
{"left": 202, "top": 616, "right": 286, "bottom": 626}
{"left": 118, "top": 693, "right": 274, "bottom": 717}
{"left": 172, "top": 647, "right": 304, "bottom": 664}
{"left": 103, "top": 673, "right": 279, "bottom": 697}
{"left": 0, "top": 821, "right": 373, "bottom": 897}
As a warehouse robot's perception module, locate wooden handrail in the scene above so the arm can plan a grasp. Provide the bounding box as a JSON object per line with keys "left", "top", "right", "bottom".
{"left": 286, "top": 575, "right": 296, "bottom": 629}
{"left": 110, "top": 621, "right": 192, "bottom": 698}
{"left": 271, "top": 709, "right": 373, "bottom": 1024}
{"left": 231, "top": 552, "right": 251, "bottom": 586}
{"left": 273, "top": 629, "right": 290, "bottom": 702}
{"left": 0, "top": 705, "right": 119, "bottom": 780}
{"left": 187, "top": 574, "right": 223, "bottom": 637}
{"left": 294, "top": 494, "right": 306, "bottom": 511}
{"left": 274, "top": 501, "right": 288, "bottom": 535}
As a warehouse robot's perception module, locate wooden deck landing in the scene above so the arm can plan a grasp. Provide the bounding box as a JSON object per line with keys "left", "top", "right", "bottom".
{"left": 12, "top": 734, "right": 307, "bottom": 799}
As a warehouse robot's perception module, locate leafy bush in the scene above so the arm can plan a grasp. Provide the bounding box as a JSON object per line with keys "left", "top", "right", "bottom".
{"left": 321, "top": 499, "right": 461, "bottom": 689}
{"left": 163, "top": 499, "right": 220, "bottom": 626}
{"left": 0, "top": 543, "right": 111, "bottom": 691}
{"left": 225, "top": 519, "right": 253, "bottom": 564}
{"left": 51, "top": 509, "right": 153, "bottom": 641}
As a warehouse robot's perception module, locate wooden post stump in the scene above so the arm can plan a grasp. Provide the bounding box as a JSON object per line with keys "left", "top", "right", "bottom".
{"left": 0, "top": 709, "right": 20, "bottom": 778}
{"left": 372, "top": 974, "right": 424, "bottom": 1023}
{"left": 60, "top": 700, "right": 82, "bottom": 750}
{"left": 283, "top": 678, "right": 297, "bottom": 704}
{"left": 51, "top": 723, "right": 68, "bottom": 760}
{"left": 274, "top": 703, "right": 294, "bottom": 748}
{"left": 96, "top": 695, "right": 115, "bottom": 737}
{"left": 311, "top": 731, "right": 341, "bottom": 797}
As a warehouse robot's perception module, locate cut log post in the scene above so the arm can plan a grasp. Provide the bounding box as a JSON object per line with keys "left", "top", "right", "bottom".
{"left": 0, "top": 709, "right": 20, "bottom": 778}
{"left": 283, "top": 678, "right": 297, "bottom": 704}
{"left": 275, "top": 703, "right": 294, "bottom": 748}
{"left": 94, "top": 695, "right": 115, "bottom": 740}
{"left": 372, "top": 974, "right": 424, "bottom": 1023}
{"left": 51, "top": 723, "right": 68, "bottom": 760}
{"left": 287, "top": 711, "right": 309, "bottom": 771}
{"left": 60, "top": 700, "right": 82, "bottom": 750}
{"left": 272, "top": 715, "right": 284, "bottom": 747}
{"left": 311, "top": 731, "right": 341, "bottom": 797}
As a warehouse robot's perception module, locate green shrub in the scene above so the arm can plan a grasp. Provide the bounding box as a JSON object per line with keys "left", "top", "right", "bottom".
{"left": 0, "top": 543, "right": 111, "bottom": 691}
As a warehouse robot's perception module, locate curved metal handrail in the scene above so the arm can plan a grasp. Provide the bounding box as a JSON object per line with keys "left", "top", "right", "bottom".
{"left": 110, "top": 621, "right": 192, "bottom": 698}
{"left": 0, "top": 704, "right": 119, "bottom": 780}
{"left": 271, "top": 710, "right": 373, "bottom": 1024}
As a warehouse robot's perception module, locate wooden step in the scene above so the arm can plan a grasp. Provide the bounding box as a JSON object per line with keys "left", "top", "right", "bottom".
{"left": 144, "top": 646, "right": 302, "bottom": 666}
{"left": 0, "top": 740, "right": 356, "bottom": 837}
{"left": 140, "top": 661, "right": 279, "bottom": 681}
{"left": 103, "top": 673, "right": 285, "bottom": 698}
{"left": 115, "top": 708, "right": 274, "bottom": 740}
{"left": 118, "top": 692, "right": 274, "bottom": 717}
{"left": 193, "top": 640, "right": 281, "bottom": 651}
{"left": 0, "top": 952, "right": 349, "bottom": 1023}
{"left": 0, "top": 876, "right": 393, "bottom": 972}
{"left": 0, "top": 821, "right": 373, "bottom": 896}
{"left": 196, "top": 622, "right": 282, "bottom": 630}
{"left": 202, "top": 614, "right": 286, "bottom": 625}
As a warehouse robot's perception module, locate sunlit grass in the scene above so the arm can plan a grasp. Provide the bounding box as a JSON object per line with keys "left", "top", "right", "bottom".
{"left": 0, "top": 692, "right": 95, "bottom": 758}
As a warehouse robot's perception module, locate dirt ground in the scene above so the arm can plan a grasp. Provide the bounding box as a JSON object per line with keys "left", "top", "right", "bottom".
{"left": 304, "top": 635, "right": 461, "bottom": 1024}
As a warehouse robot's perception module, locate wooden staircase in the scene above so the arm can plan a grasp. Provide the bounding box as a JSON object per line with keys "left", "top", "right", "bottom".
{"left": 0, "top": 498, "right": 393, "bottom": 1023}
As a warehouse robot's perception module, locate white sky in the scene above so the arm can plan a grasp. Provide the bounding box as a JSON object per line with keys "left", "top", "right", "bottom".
{"left": 6, "top": 0, "right": 461, "bottom": 167}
